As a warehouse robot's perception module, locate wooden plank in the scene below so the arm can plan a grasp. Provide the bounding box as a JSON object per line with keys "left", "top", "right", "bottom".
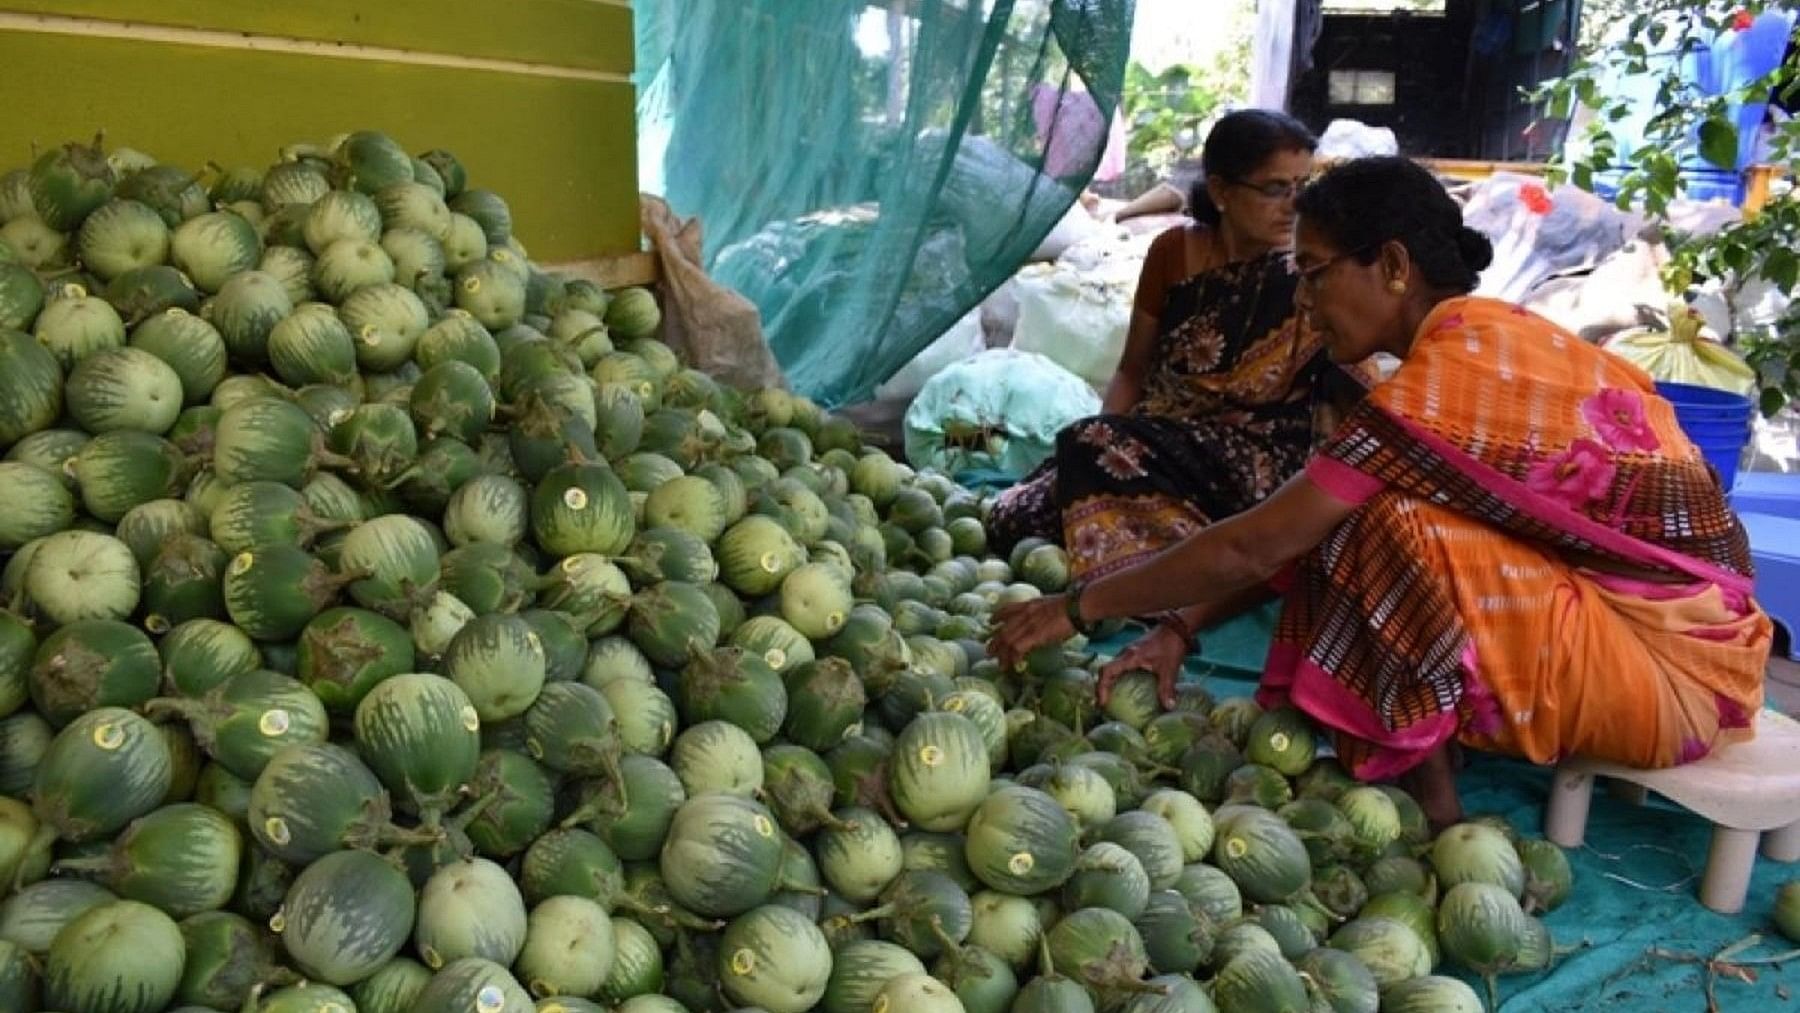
{"left": 0, "top": 29, "right": 641, "bottom": 261}
{"left": 1420, "top": 157, "right": 1549, "bottom": 181}
{"left": 544, "top": 252, "right": 661, "bottom": 291}
{"left": 0, "top": 0, "right": 634, "bottom": 75}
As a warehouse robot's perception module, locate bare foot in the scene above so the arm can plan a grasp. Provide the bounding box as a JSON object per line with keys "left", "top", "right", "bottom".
{"left": 1399, "top": 745, "right": 1464, "bottom": 833}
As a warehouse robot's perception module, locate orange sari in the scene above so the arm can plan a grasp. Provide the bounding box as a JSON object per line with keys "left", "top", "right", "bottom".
{"left": 1258, "top": 297, "right": 1770, "bottom": 779}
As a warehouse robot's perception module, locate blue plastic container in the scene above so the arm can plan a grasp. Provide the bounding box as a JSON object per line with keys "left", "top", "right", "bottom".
{"left": 1656, "top": 380, "right": 1754, "bottom": 491}
{"left": 1593, "top": 9, "right": 1796, "bottom": 203}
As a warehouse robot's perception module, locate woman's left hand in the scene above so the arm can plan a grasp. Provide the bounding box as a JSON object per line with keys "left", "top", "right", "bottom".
{"left": 988, "top": 594, "right": 1075, "bottom": 671}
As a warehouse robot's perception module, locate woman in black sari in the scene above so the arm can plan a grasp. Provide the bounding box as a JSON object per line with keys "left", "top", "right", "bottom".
{"left": 990, "top": 110, "right": 1371, "bottom": 672}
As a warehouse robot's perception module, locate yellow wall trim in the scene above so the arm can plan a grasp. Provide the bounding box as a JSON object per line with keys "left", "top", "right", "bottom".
{"left": 0, "top": 9, "right": 632, "bottom": 83}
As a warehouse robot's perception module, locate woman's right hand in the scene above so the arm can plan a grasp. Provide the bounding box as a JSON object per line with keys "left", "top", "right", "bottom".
{"left": 1098, "top": 623, "right": 1192, "bottom": 710}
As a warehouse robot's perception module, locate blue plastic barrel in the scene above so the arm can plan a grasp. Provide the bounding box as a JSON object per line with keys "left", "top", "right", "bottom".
{"left": 1656, "top": 380, "right": 1754, "bottom": 491}
{"left": 1594, "top": 9, "right": 1796, "bottom": 203}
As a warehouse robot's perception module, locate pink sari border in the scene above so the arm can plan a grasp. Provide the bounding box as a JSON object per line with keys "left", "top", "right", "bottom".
{"left": 1306, "top": 456, "right": 1386, "bottom": 506}
{"left": 1381, "top": 409, "right": 1755, "bottom": 597}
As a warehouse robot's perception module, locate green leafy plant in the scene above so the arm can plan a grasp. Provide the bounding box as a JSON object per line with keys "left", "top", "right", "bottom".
{"left": 1539, "top": 1, "right": 1800, "bottom": 413}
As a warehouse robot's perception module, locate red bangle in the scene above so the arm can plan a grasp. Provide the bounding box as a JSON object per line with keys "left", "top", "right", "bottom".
{"left": 1158, "top": 610, "right": 1197, "bottom": 644}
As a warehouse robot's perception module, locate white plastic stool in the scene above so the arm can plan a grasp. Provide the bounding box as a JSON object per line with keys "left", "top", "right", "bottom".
{"left": 1542, "top": 709, "right": 1800, "bottom": 914}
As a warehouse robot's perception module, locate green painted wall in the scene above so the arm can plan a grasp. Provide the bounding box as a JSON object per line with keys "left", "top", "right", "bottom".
{"left": 0, "top": 1, "right": 640, "bottom": 262}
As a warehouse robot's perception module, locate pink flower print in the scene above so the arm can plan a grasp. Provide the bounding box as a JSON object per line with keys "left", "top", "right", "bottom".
{"left": 1526, "top": 438, "right": 1617, "bottom": 509}
{"left": 1677, "top": 737, "right": 1711, "bottom": 764}
{"left": 1581, "top": 388, "right": 1661, "bottom": 453}
{"left": 1715, "top": 691, "right": 1752, "bottom": 730}
{"left": 1098, "top": 442, "right": 1148, "bottom": 481}
{"left": 1429, "top": 312, "right": 1466, "bottom": 337}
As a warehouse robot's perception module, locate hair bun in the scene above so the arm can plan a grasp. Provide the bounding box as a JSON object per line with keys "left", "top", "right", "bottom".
{"left": 1456, "top": 226, "right": 1495, "bottom": 273}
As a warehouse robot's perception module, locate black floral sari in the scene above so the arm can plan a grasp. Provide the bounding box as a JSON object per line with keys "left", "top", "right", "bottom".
{"left": 990, "top": 250, "right": 1364, "bottom": 579}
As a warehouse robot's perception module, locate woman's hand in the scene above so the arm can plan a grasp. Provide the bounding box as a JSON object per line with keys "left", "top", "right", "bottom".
{"left": 1099, "top": 624, "right": 1191, "bottom": 710}
{"left": 988, "top": 595, "right": 1075, "bottom": 672}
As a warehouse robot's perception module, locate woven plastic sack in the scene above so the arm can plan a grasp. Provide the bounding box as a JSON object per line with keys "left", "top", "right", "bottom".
{"left": 1009, "top": 261, "right": 1132, "bottom": 388}
{"left": 1603, "top": 302, "right": 1757, "bottom": 396}
{"left": 904, "top": 348, "right": 1100, "bottom": 481}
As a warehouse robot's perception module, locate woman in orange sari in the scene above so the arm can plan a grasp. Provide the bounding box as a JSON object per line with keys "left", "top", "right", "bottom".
{"left": 989, "top": 156, "right": 1771, "bottom": 827}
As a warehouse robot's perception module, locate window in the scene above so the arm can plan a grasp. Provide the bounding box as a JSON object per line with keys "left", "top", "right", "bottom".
{"left": 1328, "top": 69, "right": 1397, "bottom": 105}
{"left": 1323, "top": 0, "right": 1448, "bottom": 13}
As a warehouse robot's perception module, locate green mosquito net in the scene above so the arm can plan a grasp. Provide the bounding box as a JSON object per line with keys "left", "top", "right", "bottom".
{"left": 635, "top": 0, "right": 1136, "bottom": 407}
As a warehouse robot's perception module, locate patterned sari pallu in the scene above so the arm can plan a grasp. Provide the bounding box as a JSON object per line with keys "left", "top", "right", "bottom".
{"left": 1260, "top": 297, "right": 1771, "bottom": 779}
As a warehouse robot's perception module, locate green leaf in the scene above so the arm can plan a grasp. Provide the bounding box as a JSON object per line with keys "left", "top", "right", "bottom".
{"left": 1699, "top": 117, "right": 1742, "bottom": 173}
{"left": 1764, "top": 247, "right": 1800, "bottom": 292}
{"left": 1760, "top": 386, "right": 1788, "bottom": 419}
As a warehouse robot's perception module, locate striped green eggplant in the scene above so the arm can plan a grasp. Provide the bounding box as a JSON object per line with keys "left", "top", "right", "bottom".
{"left": 206, "top": 270, "right": 292, "bottom": 365}
{"left": 0, "top": 461, "right": 72, "bottom": 550}
{"left": 353, "top": 672, "right": 482, "bottom": 822}
{"left": 327, "top": 402, "right": 418, "bottom": 489}
{"left": 600, "top": 677, "right": 678, "bottom": 758}
{"left": 562, "top": 753, "right": 685, "bottom": 863}
{"left": 213, "top": 396, "right": 344, "bottom": 488}
{"left": 0, "top": 329, "right": 63, "bottom": 447}
{"left": 437, "top": 542, "right": 536, "bottom": 616}
{"left": 0, "top": 710, "right": 53, "bottom": 797}
{"left": 106, "top": 263, "right": 202, "bottom": 329}
{"left": 210, "top": 480, "right": 348, "bottom": 555}
{"left": 390, "top": 437, "right": 483, "bottom": 517}
{"left": 223, "top": 544, "right": 357, "bottom": 641}
{"left": 278, "top": 848, "right": 416, "bottom": 986}
{"left": 248, "top": 741, "right": 438, "bottom": 865}
{"left": 463, "top": 748, "right": 556, "bottom": 860}
{"left": 174, "top": 910, "right": 291, "bottom": 1010}
{"left": 69, "top": 429, "right": 187, "bottom": 523}
{"left": 32, "top": 707, "right": 171, "bottom": 843}
{"left": 522, "top": 681, "right": 623, "bottom": 780}
{"left": 42, "top": 899, "right": 184, "bottom": 1013}
{"left": 29, "top": 618, "right": 159, "bottom": 727}
{"left": 659, "top": 793, "right": 787, "bottom": 919}
{"left": 342, "top": 282, "right": 430, "bottom": 372}
{"left": 112, "top": 497, "right": 206, "bottom": 565}
{"left": 348, "top": 957, "right": 432, "bottom": 1013}
{"left": 141, "top": 534, "right": 230, "bottom": 630}
{"left": 408, "top": 956, "right": 533, "bottom": 1012}
{"left": 336, "top": 514, "right": 441, "bottom": 618}
{"left": 415, "top": 857, "right": 528, "bottom": 969}
{"left": 443, "top": 613, "right": 546, "bottom": 723}
{"left": 145, "top": 668, "right": 328, "bottom": 781}
{"left": 64, "top": 346, "right": 184, "bottom": 435}
{"left": 443, "top": 473, "right": 528, "bottom": 548}
{"left": 677, "top": 646, "right": 787, "bottom": 745}
{"left": 171, "top": 209, "right": 261, "bottom": 292}
{"left": 0, "top": 264, "right": 45, "bottom": 333}
{"left": 295, "top": 606, "right": 413, "bottom": 713}
{"left": 158, "top": 617, "right": 260, "bottom": 697}
{"left": 51, "top": 802, "right": 240, "bottom": 918}
{"left": 382, "top": 226, "right": 448, "bottom": 290}
{"left": 0, "top": 878, "right": 116, "bottom": 956}
{"left": 530, "top": 462, "right": 635, "bottom": 558}
{"left": 409, "top": 360, "right": 494, "bottom": 443}
{"left": 415, "top": 309, "right": 500, "bottom": 380}
{"left": 267, "top": 302, "right": 358, "bottom": 387}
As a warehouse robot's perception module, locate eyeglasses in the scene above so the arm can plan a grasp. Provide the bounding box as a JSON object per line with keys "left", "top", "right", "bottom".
{"left": 1229, "top": 176, "right": 1309, "bottom": 200}
{"left": 1287, "top": 243, "right": 1376, "bottom": 287}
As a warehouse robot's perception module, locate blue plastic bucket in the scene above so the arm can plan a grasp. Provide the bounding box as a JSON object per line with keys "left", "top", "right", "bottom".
{"left": 1656, "top": 380, "right": 1754, "bottom": 491}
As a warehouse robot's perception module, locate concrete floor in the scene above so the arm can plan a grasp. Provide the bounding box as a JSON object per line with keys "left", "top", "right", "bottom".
{"left": 1769, "top": 655, "right": 1800, "bottom": 715}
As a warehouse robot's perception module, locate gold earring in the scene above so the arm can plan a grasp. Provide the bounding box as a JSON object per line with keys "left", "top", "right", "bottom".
{"left": 1387, "top": 279, "right": 1408, "bottom": 295}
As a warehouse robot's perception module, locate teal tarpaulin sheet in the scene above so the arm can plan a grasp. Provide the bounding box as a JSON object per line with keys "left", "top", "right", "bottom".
{"left": 1088, "top": 621, "right": 1800, "bottom": 1010}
